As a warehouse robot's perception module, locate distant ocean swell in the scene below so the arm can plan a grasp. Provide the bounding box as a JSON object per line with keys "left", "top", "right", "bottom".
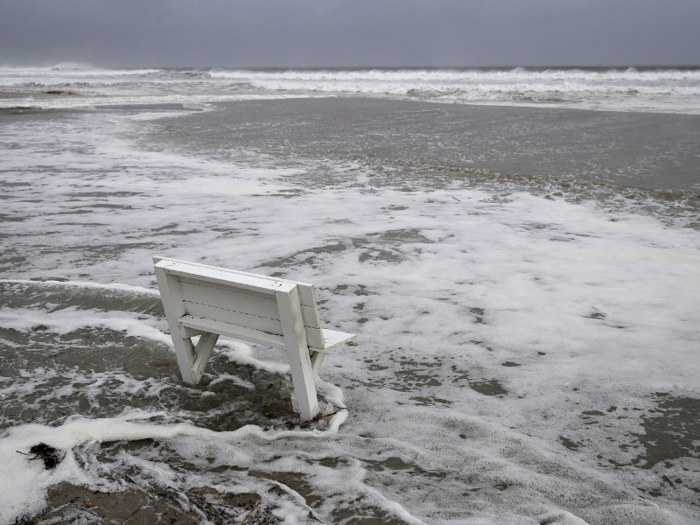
{"left": 1, "top": 65, "right": 699, "bottom": 114}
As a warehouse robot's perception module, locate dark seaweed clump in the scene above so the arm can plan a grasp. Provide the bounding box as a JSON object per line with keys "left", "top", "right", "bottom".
{"left": 26, "top": 443, "right": 62, "bottom": 469}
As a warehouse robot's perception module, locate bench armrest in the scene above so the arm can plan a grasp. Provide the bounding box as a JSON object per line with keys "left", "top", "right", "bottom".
{"left": 316, "top": 329, "right": 357, "bottom": 353}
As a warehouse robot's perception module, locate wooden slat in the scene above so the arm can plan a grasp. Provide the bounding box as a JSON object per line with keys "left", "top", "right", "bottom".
{"left": 305, "top": 326, "right": 325, "bottom": 350}
{"left": 178, "top": 276, "right": 272, "bottom": 301}
{"left": 228, "top": 270, "right": 315, "bottom": 301}
{"left": 157, "top": 261, "right": 282, "bottom": 295}
{"left": 300, "top": 304, "right": 321, "bottom": 328}
{"left": 179, "top": 280, "right": 280, "bottom": 320}
{"left": 296, "top": 283, "right": 318, "bottom": 308}
{"left": 154, "top": 257, "right": 317, "bottom": 306}
{"left": 182, "top": 279, "right": 318, "bottom": 329}
{"left": 320, "top": 329, "right": 357, "bottom": 352}
{"left": 179, "top": 315, "right": 286, "bottom": 349}
{"left": 183, "top": 301, "right": 283, "bottom": 336}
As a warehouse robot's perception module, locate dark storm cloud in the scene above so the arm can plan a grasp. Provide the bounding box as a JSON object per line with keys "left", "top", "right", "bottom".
{"left": 0, "top": 0, "right": 698, "bottom": 67}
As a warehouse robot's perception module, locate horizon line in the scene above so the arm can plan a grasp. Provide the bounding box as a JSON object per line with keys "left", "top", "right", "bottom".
{"left": 6, "top": 63, "right": 700, "bottom": 71}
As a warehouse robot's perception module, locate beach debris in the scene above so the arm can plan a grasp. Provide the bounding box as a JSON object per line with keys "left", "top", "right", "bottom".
{"left": 77, "top": 507, "right": 101, "bottom": 519}
{"left": 641, "top": 497, "right": 664, "bottom": 510}
{"left": 124, "top": 473, "right": 138, "bottom": 485}
{"left": 662, "top": 474, "right": 677, "bottom": 488}
{"left": 284, "top": 406, "right": 344, "bottom": 430}
{"left": 241, "top": 502, "right": 261, "bottom": 525}
{"left": 17, "top": 443, "right": 63, "bottom": 469}
{"left": 12, "top": 516, "right": 38, "bottom": 525}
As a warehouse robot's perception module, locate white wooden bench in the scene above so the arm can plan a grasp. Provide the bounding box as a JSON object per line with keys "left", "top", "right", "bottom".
{"left": 153, "top": 256, "right": 356, "bottom": 420}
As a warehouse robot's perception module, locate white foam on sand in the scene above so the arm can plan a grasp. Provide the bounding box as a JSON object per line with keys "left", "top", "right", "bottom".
{"left": 0, "top": 305, "right": 170, "bottom": 344}
{"left": 1, "top": 98, "right": 699, "bottom": 524}
{"left": 0, "top": 409, "right": 348, "bottom": 525}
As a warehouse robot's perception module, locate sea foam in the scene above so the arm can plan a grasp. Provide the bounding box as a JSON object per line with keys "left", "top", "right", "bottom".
{"left": 1, "top": 70, "right": 699, "bottom": 524}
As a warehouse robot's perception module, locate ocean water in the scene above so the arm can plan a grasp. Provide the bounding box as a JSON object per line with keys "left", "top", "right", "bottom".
{"left": 1, "top": 67, "right": 700, "bottom": 525}
{"left": 1, "top": 65, "right": 700, "bottom": 114}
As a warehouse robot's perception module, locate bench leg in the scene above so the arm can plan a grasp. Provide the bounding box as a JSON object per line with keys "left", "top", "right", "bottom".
{"left": 154, "top": 263, "right": 198, "bottom": 385}
{"left": 285, "top": 345, "right": 320, "bottom": 420}
{"left": 277, "top": 285, "right": 320, "bottom": 420}
{"left": 191, "top": 332, "right": 219, "bottom": 384}
{"left": 291, "top": 352, "right": 324, "bottom": 413}
{"left": 310, "top": 351, "right": 325, "bottom": 383}
{"left": 171, "top": 331, "right": 197, "bottom": 385}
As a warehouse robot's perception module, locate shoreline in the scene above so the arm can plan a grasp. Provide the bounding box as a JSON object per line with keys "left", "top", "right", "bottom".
{"left": 143, "top": 97, "right": 700, "bottom": 193}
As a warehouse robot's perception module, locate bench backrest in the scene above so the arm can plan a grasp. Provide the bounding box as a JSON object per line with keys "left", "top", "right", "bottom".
{"left": 153, "top": 257, "right": 327, "bottom": 351}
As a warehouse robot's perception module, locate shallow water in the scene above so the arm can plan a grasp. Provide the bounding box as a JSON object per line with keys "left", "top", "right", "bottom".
{"left": 1, "top": 72, "right": 700, "bottom": 524}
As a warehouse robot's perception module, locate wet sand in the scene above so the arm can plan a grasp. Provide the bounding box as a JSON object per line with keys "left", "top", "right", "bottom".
{"left": 3, "top": 97, "right": 700, "bottom": 524}
{"left": 155, "top": 98, "right": 700, "bottom": 193}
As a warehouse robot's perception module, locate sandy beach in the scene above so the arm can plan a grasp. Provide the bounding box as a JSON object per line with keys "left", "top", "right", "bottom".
{"left": 156, "top": 98, "right": 700, "bottom": 192}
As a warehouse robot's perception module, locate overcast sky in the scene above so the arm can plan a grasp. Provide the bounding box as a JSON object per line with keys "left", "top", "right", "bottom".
{"left": 1, "top": 0, "right": 698, "bottom": 68}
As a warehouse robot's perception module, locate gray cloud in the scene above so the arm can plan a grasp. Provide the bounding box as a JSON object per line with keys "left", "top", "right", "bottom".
{"left": 1, "top": 0, "right": 698, "bottom": 67}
